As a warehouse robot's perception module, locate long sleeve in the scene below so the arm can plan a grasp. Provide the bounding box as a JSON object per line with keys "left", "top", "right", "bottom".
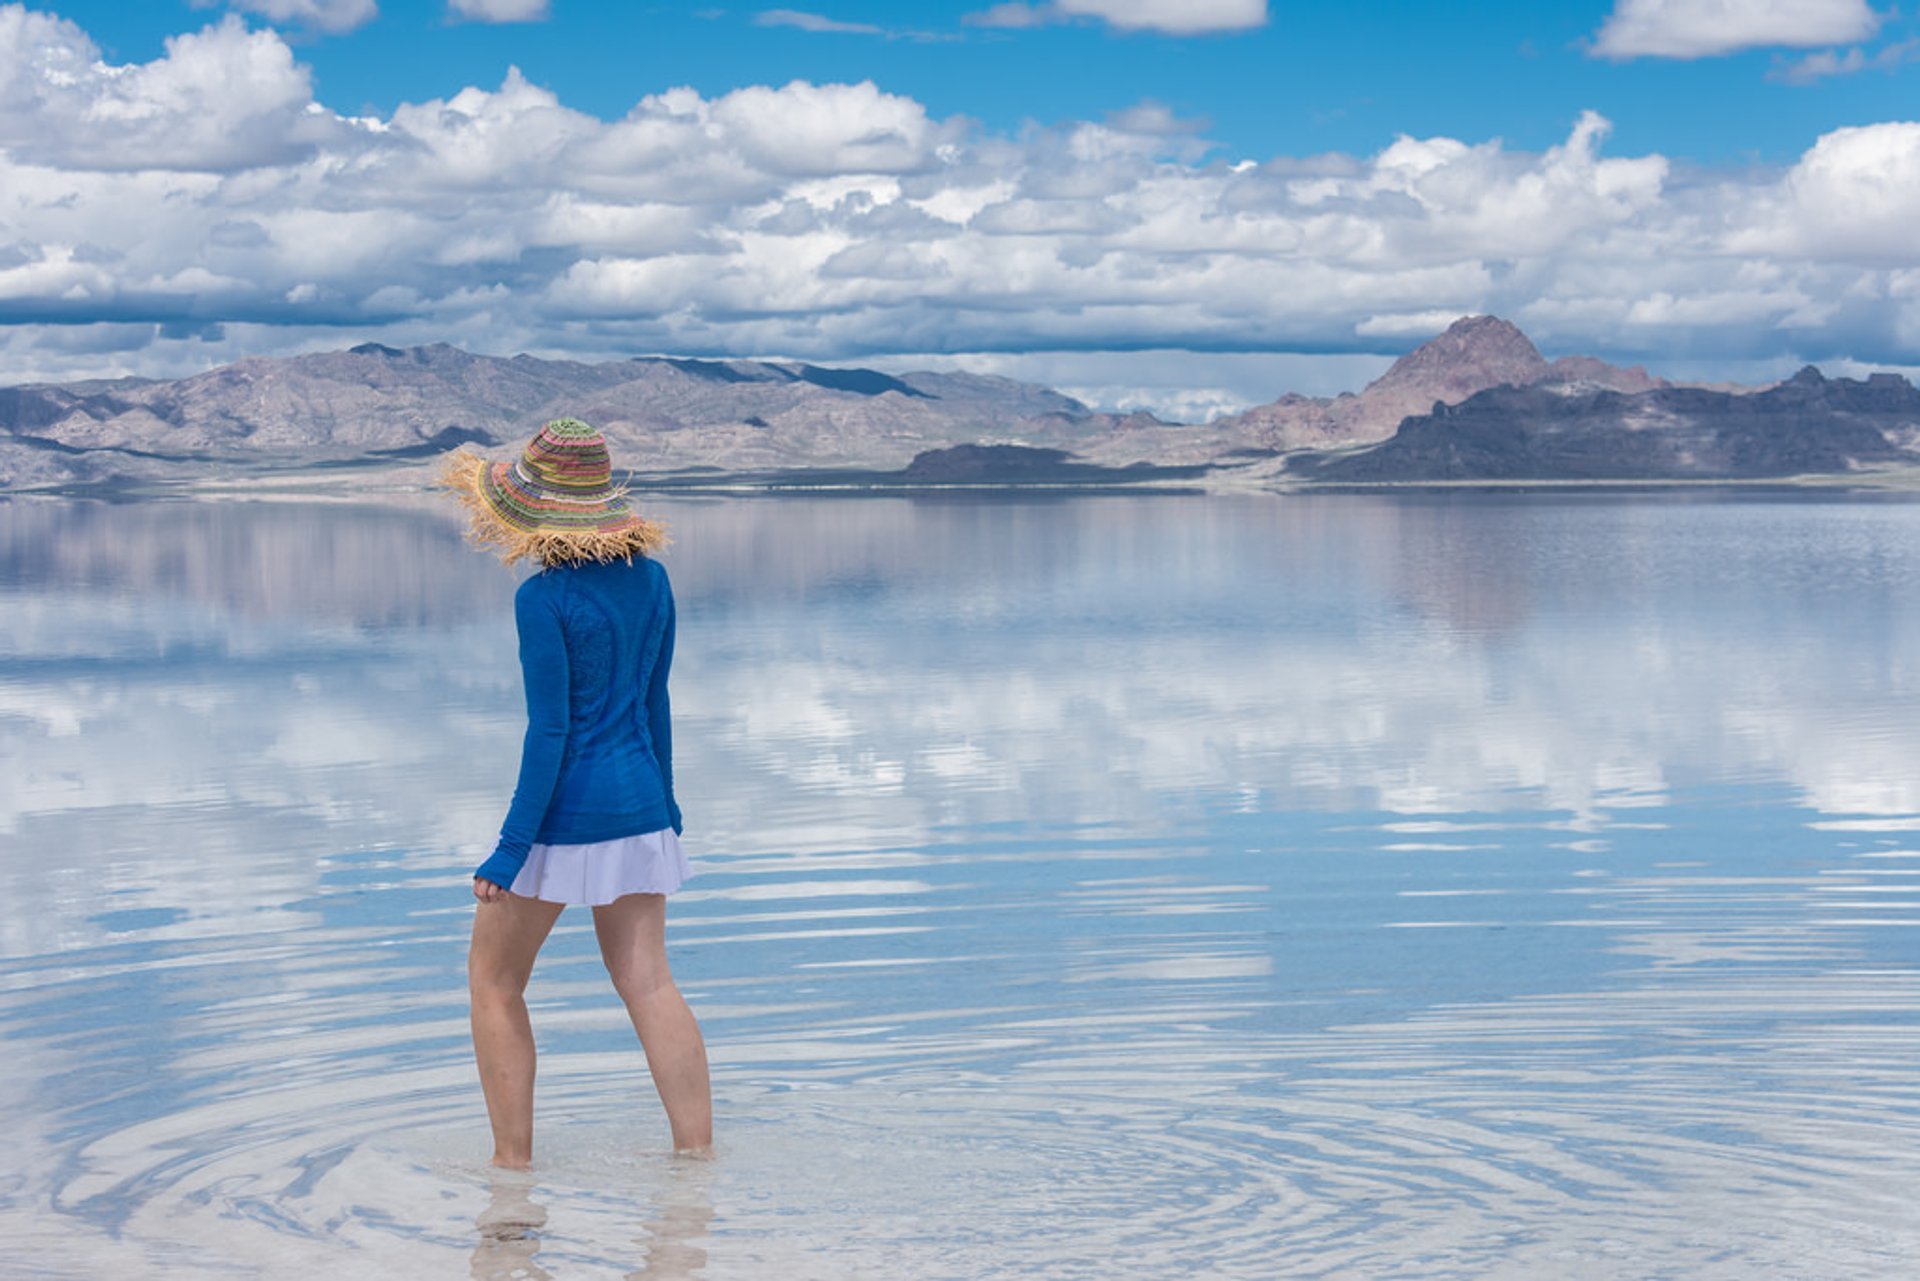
{"left": 646, "top": 583, "right": 681, "bottom": 835}
{"left": 475, "top": 580, "right": 572, "bottom": 887}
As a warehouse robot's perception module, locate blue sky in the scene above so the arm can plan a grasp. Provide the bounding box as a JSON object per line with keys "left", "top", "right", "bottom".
{"left": 4, "top": 0, "right": 1920, "bottom": 414}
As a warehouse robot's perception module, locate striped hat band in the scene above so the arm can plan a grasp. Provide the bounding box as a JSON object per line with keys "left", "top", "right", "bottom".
{"left": 476, "top": 418, "right": 646, "bottom": 535}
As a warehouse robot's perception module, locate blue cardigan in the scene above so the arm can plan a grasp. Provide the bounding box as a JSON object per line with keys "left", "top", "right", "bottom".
{"left": 474, "top": 557, "right": 682, "bottom": 889}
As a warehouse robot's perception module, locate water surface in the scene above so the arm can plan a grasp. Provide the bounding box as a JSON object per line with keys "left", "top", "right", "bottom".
{"left": 5, "top": 491, "right": 1920, "bottom": 1277}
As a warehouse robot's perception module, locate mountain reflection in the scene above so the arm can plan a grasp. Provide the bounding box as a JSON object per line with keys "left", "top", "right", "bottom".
{"left": 4, "top": 490, "right": 1920, "bottom": 956}
{"left": 0, "top": 494, "right": 504, "bottom": 628}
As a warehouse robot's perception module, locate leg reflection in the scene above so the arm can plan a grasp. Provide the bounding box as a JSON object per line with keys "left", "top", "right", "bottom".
{"left": 626, "top": 1158, "right": 714, "bottom": 1279}
{"left": 472, "top": 1173, "right": 552, "bottom": 1281}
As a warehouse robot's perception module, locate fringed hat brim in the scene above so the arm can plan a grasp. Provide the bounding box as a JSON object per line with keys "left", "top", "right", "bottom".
{"left": 439, "top": 448, "right": 669, "bottom": 566}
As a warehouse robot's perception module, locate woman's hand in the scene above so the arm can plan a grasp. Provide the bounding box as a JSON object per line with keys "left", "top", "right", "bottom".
{"left": 474, "top": 877, "right": 511, "bottom": 903}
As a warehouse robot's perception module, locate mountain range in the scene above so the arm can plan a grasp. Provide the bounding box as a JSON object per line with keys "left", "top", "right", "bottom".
{"left": 0, "top": 344, "right": 1101, "bottom": 490}
{"left": 2, "top": 317, "right": 1916, "bottom": 490}
{"left": 1307, "top": 364, "right": 1920, "bottom": 483}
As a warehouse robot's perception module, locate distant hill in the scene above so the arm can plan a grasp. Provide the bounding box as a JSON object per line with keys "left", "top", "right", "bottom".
{"left": 0, "top": 344, "right": 1113, "bottom": 490}
{"left": 1307, "top": 366, "right": 1920, "bottom": 482}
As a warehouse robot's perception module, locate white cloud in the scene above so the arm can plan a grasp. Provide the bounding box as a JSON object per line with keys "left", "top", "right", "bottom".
{"left": 1729, "top": 121, "right": 1920, "bottom": 262}
{"left": 1769, "top": 37, "right": 1920, "bottom": 83}
{"left": 967, "top": 0, "right": 1266, "bottom": 35}
{"left": 1105, "top": 99, "right": 1208, "bottom": 137}
{"left": 1059, "top": 0, "right": 1266, "bottom": 32}
{"left": 756, "top": 9, "right": 883, "bottom": 34}
{"left": 447, "top": 0, "right": 549, "bottom": 22}
{"left": 1354, "top": 310, "right": 1476, "bottom": 338}
{"left": 708, "top": 80, "right": 948, "bottom": 175}
{"left": 221, "top": 0, "right": 379, "bottom": 33}
{"left": 966, "top": 3, "right": 1050, "bottom": 28}
{"left": 5, "top": 7, "right": 1920, "bottom": 386}
{"left": 0, "top": 9, "right": 345, "bottom": 171}
{"left": 1592, "top": 0, "right": 1882, "bottom": 60}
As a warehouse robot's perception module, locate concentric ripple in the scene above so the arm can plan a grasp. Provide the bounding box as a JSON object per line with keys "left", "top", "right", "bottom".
{"left": 6, "top": 808, "right": 1920, "bottom": 1279}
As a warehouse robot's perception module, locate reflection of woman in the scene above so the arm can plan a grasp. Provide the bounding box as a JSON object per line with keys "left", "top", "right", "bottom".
{"left": 442, "top": 418, "right": 711, "bottom": 1165}
{"left": 471, "top": 1176, "right": 550, "bottom": 1281}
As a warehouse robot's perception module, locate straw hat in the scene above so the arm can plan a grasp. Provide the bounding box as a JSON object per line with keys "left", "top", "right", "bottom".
{"left": 439, "top": 417, "right": 667, "bottom": 566}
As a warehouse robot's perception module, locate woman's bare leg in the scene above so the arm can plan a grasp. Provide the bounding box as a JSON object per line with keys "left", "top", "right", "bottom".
{"left": 469, "top": 892, "right": 566, "bottom": 1169}
{"left": 592, "top": 893, "right": 712, "bottom": 1152}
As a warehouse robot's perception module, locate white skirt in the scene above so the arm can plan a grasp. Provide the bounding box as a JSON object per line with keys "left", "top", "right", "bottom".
{"left": 508, "top": 828, "right": 691, "bottom": 906}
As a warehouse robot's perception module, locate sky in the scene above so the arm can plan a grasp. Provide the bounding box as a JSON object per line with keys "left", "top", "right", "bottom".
{"left": 2, "top": 0, "right": 1919, "bottom": 417}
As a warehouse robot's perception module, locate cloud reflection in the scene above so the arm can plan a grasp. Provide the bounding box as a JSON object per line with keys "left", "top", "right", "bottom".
{"left": 3, "top": 491, "right": 1920, "bottom": 956}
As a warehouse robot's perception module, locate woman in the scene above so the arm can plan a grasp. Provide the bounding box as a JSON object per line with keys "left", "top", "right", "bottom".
{"left": 442, "top": 417, "right": 711, "bottom": 1166}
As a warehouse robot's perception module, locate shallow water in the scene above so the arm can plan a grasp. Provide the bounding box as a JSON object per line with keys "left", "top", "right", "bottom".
{"left": 5, "top": 490, "right": 1920, "bottom": 1278}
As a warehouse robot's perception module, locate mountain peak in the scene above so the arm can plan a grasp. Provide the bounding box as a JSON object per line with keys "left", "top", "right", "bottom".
{"left": 1215, "top": 314, "right": 1662, "bottom": 450}
{"left": 1445, "top": 313, "right": 1532, "bottom": 341}
{"left": 1321, "top": 315, "right": 1552, "bottom": 441}
{"left": 1365, "top": 315, "right": 1547, "bottom": 395}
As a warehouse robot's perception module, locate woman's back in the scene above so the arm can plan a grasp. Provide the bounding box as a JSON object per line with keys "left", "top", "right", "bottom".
{"left": 526, "top": 557, "right": 672, "bottom": 752}
{"left": 485, "top": 555, "right": 681, "bottom": 883}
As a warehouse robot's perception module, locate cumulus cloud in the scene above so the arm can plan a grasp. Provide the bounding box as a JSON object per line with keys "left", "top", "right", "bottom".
{"left": 220, "top": 0, "right": 379, "bottom": 33}
{"left": 0, "top": 9, "right": 344, "bottom": 172}
{"left": 967, "top": 0, "right": 1267, "bottom": 35}
{"left": 5, "top": 7, "right": 1920, "bottom": 389}
{"left": 1591, "top": 0, "right": 1882, "bottom": 60}
{"left": 446, "top": 0, "right": 549, "bottom": 22}
{"left": 1728, "top": 121, "right": 1920, "bottom": 263}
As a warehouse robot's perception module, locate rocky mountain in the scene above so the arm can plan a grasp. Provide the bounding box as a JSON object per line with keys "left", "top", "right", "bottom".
{"left": 1307, "top": 366, "right": 1920, "bottom": 482}
{"left": 0, "top": 344, "right": 1113, "bottom": 490}
{"left": 1319, "top": 314, "right": 1663, "bottom": 442}
{"left": 1069, "top": 315, "right": 1664, "bottom": 466}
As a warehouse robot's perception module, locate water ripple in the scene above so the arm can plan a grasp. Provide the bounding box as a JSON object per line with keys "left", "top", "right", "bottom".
{"left": 4, "top": 809, "right": 1920, "bottom": 1278}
